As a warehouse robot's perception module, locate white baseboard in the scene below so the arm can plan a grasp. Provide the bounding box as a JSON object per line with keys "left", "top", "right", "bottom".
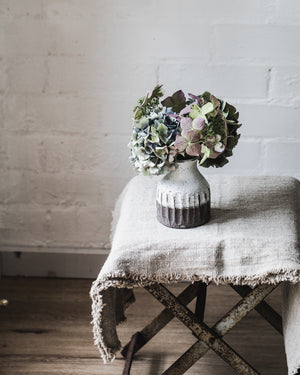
{"left": 0, "top": 251, "right": 108, "bottom": 278}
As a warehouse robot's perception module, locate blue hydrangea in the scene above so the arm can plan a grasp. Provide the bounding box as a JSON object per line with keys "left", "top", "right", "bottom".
{"left": 129, "top": 108, "right": 181, "bottom": 175}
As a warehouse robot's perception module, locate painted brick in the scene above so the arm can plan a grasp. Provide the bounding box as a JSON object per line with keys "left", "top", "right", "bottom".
{"left": 270, "top": 66, "right": 300, "bottom": 101}
{"left": 42, "top": 0, "right": 101, "bottom": 20}
{"left": 215, "top": 25, "right": 300, "bottom": 64}
{"left": 99, "top": 134, "right": 135, "bottom": 178}
{"left": 47, "top": 59, "right": 157, "bottom": 97}
{"left": 41, "top": 173, "right": 129, "bottom": 208}
{"left": 0, "top": 170, "right": 37, "bottom": 205}
{"left": 105, "top": 23, "right": 213, "bottom": 62}
{"left": 0, "top": 0, "right": 43, "bottom": 19}
{"left": 45, "top": 19, "right": 105, "bottom": 57}
{"left": 45, "top": 57, "right": 103, "bottom": 96}
{"left": 159, "top": 63, "right": 268, "bottom": 99}
{"left": 154, "top": 0, "right": 276, "bottom": 25}
{"left": 98, "top": 97, "right": 138, "bottom": 134}
{"left": 264, "top": 141, "right": 300, "bottom": 174}
{"left": 2, "top": 92, "right": 134, "bottom": 138}
{"left": 0, "top": 131, "right": 8, "bottom": 170}
{"left": 37, "top": 133, "right": 134, "bottom": 176}
{"left": 0, "top": 204, "right": 51, "bottom": 246}
{"left": 237, "top": 103, "right": 300, "bottom": 138}
{"left": 2, "top": 19, "right": 103, "bottom": 57}
{"left": 203, "top": 139, "right": 263, "bottom": 176}
{"left": 275, "top": 0, "right": 300, "bottom": 24}
{"left": 37, "top": 134, "right": 101, "bottom": 173}
{"left": 3, "top": 94, "right": 102, "bottom": 133}
{"left": 99, "top": 0, "right": 155, "bottom": 24}
{"left": 100, "top": 0, "right": 276, "bottom": 26}
{"left": 48, "top": 206, "right": 111, "bottom": 247}
{"left": 0, "top": 57, "right": 7, "bottom": 92}
{"left": 100, "top": 63, "right": 158, "bottom": 96}
{"left": 0, "top": 169, "right": 130, "bottom": 208}
{"left": 0, "top": 203, "right": 111, "bottom": 248}
{"left": 4, "top": 134, "right": 41, "bottom": 171}
{"left": 7, "top": 58, "right": 46, "bottom": 94}
{"left": 3, "top": 19, "right": 51, "bottom": 56}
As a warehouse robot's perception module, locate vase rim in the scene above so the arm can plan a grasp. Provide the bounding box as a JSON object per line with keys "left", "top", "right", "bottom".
{"left": 176, "top": 158, "right": 198, "bottom": 164}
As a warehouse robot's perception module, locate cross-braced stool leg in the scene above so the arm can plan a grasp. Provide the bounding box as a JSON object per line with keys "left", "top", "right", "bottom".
{"left": 161, "top": 283, "right": 277, "bottom": 374}
{"left": 121, "top": 282, "right": 200, "bottom": 358}
{"left": 195, "top": 282, "right": 207, "bottom": 321}
{"left": 231, "top": 285, "right": 282, "bottom": 335}
{"left": 145, "top": 283, "right": 278, "bottom": 375}
{"left": 122, "top": 332, "right": 144, "bottom": 375}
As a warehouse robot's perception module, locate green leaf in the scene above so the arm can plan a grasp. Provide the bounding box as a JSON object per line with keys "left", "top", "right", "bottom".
{"left": 150, "top": 84, "right": 164, "bottom": 99}
{"left": 201, "top": 102, "right": 214, "bottom": 115}
{"left": 134, "top": 109, "right": 143, "bottom": 120}
{"left": 150, "top": 126, "right": 160, "bottom": 143}
{"left": 223, "top": 102, "right": 239, "bottom": 122}
{"left": 157, "top": 123, "right": 168, "bottom": 143}
{"left": 157, "top": 123, "right": 168, "bottom": 136}
{"left": 135, "top": 116, "right": 149, "bottom": 129}
{"left": 154, "top": 146, "right": 168, "bottom": 159}
{"left": 201, "top": 91, "right": 211, "bottom": 102}
{"left": 189, "top": 104, "right": 205, "bottom": 120}
{"left": 199, "top": 145, "right": 212, "bottom": 165}
{"left": 221, "top": 100, "right": 227, "bottom": 111}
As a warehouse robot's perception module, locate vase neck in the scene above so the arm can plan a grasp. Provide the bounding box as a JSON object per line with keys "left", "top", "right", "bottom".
{"left": 172, "top": 159, "right": 199, "bottom": 177}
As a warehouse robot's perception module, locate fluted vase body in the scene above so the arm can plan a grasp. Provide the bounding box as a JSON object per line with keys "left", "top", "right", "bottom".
{"left": 156, "top": 159, "right": 210, "bottom": 228}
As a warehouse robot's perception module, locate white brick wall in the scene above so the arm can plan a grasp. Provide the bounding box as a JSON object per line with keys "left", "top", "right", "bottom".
{"left": 0, "top": 0, "right": 299, "bottom": 273}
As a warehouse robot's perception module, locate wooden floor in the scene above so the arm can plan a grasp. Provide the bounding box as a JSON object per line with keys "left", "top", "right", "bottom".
{"left": 0, "top": 278, "right": 287, "bottom": 375}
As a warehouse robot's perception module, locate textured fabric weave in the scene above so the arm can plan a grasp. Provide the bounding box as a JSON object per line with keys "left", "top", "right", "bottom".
{"left": 90, "top": 175, "right": 300, "bottom": 374}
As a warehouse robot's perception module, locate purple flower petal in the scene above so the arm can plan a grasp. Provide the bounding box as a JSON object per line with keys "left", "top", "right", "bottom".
{"left": 186, "top": 143, "right": 202, "bottom": 156}
{"left": 174, "top": 135, "right": 187, "bottom": 152}
{"left": 179, "top": 106, "right": 191, "bottom": 116}
{"left": 168, "top": 113, "right": 181, "bottom": 121}
{"left": 168, "top": 149, "right": 177, "bottom": 163}
{"left": 205, "top": 142, "right": 214, "bottom": 149}
{"left": 188, "top": 93, "right": 199, "bottom": 101}
{"left": 183, "top": 130, "right": 200, "bottom": 142}
{"left": 210, "top": 151, "right": 220, "bottom": 159}
{"left": 188, "top": 93, "right": 203, "bottom": 105}
{"left": 192, "top": 117, "right": 205, "bottom": 130}
{"left": 180, "top": 117, "right": 193, "bottom": 131}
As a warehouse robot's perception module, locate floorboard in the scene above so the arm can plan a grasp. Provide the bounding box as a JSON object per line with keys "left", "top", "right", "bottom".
{"left": 0, "top": 278, "right": 287, "bottom": 375}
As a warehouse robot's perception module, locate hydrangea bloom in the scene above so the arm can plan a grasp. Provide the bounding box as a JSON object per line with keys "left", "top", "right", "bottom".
{"left": 129, "top": 108, "right": 180, "bottom": 175}
{"left": 129, "top": 85, "right": 241, "bottom": 175}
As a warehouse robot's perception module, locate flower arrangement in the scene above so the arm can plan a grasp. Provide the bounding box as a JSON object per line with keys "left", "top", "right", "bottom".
{"left": 129, "top": 85, "right": 241, "bottom": 175}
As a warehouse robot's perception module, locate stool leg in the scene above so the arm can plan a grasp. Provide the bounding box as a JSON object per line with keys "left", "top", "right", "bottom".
{"left": 121, "top": 283, "right": 199, "bottom": 358}
{"left": 231, "top": 285, "right": 283, "bottom": 335}
{"left": 195, "top": 282, "right": 207, "bottom": 321}
{"left": 145, "top": 283, "right": 271, "bottom": 375}
{"left": 162, "top": 284, "right": 277, "bottom": 375}
{"left": 122, "top": 332, "right": 143, "bottom": 375}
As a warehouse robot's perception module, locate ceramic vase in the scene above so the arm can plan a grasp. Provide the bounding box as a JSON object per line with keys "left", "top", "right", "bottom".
{"left": 156, "top": 159, "right": 210, "bottom": 228}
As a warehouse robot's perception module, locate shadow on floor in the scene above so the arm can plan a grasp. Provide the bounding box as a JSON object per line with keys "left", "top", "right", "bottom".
{"left": 148, "top": 352, "right": 164, "bottom": 375}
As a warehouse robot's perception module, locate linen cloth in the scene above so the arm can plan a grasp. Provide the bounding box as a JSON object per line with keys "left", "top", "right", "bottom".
{"left": 90, "top": 175, "right": 300, "bottom": 374}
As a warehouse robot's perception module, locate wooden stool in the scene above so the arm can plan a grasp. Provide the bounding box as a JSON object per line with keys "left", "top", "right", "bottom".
{"left": 121, "top": 282, "right": 282, "bottom": 375}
